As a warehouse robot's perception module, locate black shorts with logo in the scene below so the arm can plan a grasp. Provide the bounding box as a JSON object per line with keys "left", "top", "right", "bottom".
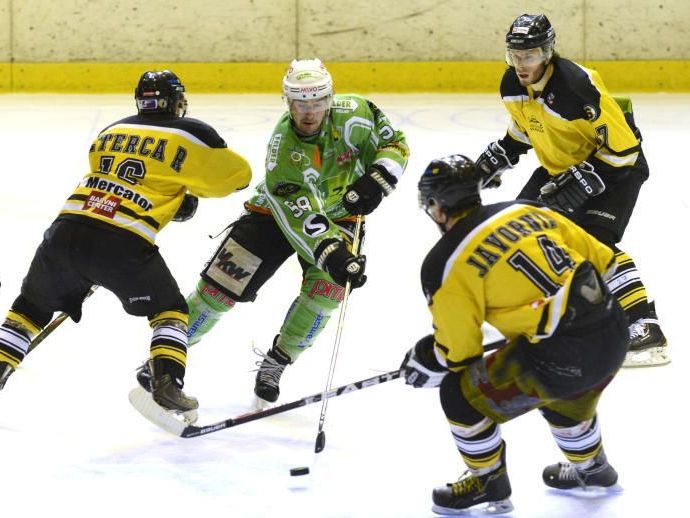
{"left": 20, "top": 216, "right": 186, "bottom": 323}
{"left": 200, "top": 210, "right": 360, "bottom": 302}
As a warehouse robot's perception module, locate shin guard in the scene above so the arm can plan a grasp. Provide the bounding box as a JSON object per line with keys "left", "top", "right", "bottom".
{"left": 187, "top": 279, "right": 236, "bottom": 345}
{"left": 275, "top": 272, "right": 343, "bottom": 360}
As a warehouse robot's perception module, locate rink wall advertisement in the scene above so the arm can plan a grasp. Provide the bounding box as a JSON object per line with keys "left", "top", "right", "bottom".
{"left": 1, "top": 0, "right": 689, "bottom": 92}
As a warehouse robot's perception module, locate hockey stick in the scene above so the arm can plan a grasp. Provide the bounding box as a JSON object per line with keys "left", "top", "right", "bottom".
{"left": 0, "top": 285, "right": 99, "bottom": 390}
{"left": 128, "top": 368, "right": 402, "bottom": 438}
{"left": 314, "top": 214, "right": 363, "bottom": 453}
{"left": 28, "top": 285, "right": 99, "bottom": 353}
{"left": 127, "top": 336, "right": 508, "bottom": 438}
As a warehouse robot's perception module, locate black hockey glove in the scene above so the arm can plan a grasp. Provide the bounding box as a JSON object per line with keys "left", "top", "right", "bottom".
{"left": 342, "top": 164, "right": 397, "bottom": 215}
{"left": 172, "top": 194, "right": 199, "bottom": 222}
{"left": 475, "top": 141, "right": 518, "bottom": 189}
{"left": 400, "top": 334, "right": 448, "bottom": 388}
{"left": 316, "top": 239, "right": 367, "bottom": 289}
{"left": 538, "top": 161, "right": 605, "bottom": 215}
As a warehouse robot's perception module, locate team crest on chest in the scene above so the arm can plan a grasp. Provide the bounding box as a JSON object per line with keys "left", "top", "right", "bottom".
{"left": 290, "top": 147, "right": 310, "bottom": 166}
{"left": 528, "top": 115, "right": 544, "bottom": 133}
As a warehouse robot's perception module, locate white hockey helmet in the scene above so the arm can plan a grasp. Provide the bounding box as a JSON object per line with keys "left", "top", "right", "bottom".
{"left": 282, "top": 58, "right": 334, "bottom": 102}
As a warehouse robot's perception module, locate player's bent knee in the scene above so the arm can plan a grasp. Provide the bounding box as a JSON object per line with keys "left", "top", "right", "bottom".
{"left": 201, "top": 235, "right": 263, "bottom": 303}
{"left": 439, "top": 372, "right": 485, "bottom": 424}
{"left": 195, "top": 279, "right": 238, "bottom": 311}
{"left": 11, "top": 295, "right": 54, "bottom": 329}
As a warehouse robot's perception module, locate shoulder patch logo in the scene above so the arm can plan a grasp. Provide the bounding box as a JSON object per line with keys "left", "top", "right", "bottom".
{"left": 584, "top": 104, "right": 600, "bottom": 121}
{"left": 332, "top": 98, "right": 358, "bottom": 112}
{"left": 272, "top": 182, "right": 301, "bottom": 197}
{"left": 266, "top": 134, "right": 283, "bottom": 172}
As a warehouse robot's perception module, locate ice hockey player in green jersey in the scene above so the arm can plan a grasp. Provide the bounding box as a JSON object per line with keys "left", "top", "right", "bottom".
{"left": 137, "top": 58, "right": 409, "bottom": 404}
{"left": 401, "top": 154, "right": 628, "bottom": 514}
{"left": 474, "top": 13, "right": 668, "bottom": 367}
{"left": 0, "top": 70, "right": 252, "bottom": 413}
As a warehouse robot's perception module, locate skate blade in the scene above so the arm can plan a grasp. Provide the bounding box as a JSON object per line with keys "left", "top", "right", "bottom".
{"left": 432, "top": 498, "right": 513, "bottom": 515}
{"left": 180, "top": 408, "right": 199, "bottom": 425}
{"left": 622, "top": 346, "right": 671, "bottom": 368}
{"left": 547, "top": 483, "right": 624, "bottom": 497}
{"left": 253, "top": 395, "right": 275, "bottom": 410}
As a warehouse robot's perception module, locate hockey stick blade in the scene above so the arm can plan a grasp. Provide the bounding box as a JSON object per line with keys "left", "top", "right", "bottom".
{"left": 128, "top": 387, "right": 189, "bottom": 436}
{"left": 129, "top": 369, "right": 402, "bottom": 438}
{"left": 314, "top": 430, "right": 326, "bottom": 453}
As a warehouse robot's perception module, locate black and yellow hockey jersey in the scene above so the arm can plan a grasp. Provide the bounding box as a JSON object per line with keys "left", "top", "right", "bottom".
{"left": 421, "top": 201, "right": 615, "bottom": 371}
{"left": 498, "top": 58, "right": 644, "bottom": 178}
{"left": 60, "top": 114, "right": 251, "bottom": 243}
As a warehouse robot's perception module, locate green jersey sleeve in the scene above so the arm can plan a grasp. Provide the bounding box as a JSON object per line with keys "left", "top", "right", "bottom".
{"left": 258, "top": 95, "right": 408, "bottom": 265}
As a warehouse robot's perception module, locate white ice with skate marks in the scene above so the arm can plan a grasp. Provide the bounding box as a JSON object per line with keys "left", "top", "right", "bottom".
{"left": 0, "top": 93, "right": 687, "bottom": 517}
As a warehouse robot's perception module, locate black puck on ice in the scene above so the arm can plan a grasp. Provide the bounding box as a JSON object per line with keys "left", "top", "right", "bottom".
{"left": 290, "top": 466, "right": 310, "bottom": 476}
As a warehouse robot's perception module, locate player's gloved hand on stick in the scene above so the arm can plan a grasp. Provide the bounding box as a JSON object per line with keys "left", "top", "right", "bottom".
{"left": 343, "top": 164, "right": 397, "bottom": 215}
{"left": 538, "top": 161, "right": 605, "bottom": 214}
{"left": 400, "top": 334, "right": 448, "bottom": 388}
{"left": 172, "top": 193, "right": 199, "bottom": 222}
{"left": 475, "top": 141, "right": 517, "bottom": 189}
{"left": 316, "top": 239, "right": 367, "bottom": 289}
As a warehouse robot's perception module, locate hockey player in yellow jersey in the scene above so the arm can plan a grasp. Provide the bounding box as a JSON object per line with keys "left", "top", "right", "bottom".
{"left": 474, "top": 13, "right": 668, "bottom": 367}
{"left": 400, "top": 155, "right": 629, "bottom": 515}
{"left": 0, "top": 70, "right": 251, "bottom": 414}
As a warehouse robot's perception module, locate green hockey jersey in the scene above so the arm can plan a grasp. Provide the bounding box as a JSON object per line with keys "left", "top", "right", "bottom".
{"left": 245, "top": 94, "right": 409, "bottom": 263}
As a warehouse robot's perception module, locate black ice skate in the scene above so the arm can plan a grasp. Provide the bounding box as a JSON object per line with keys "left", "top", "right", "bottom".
{"left": 254, "top": 345, "right": 291, "bottom": 404}
{"left": 148, "top": 360, "right": 198, "bottom": 413}
{"left": 432, "top": 444, "right": 513, "bottom": 515}
{"left": 624, "top": 302, "right": 670, "bottom": 367}
{"left": 543, "top": 449, "right": 618, "bottom": 490}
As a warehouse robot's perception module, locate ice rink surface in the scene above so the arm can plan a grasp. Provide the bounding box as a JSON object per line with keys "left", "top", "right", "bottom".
{"left": 0, "top": 92, "right": 687, "bottom": 517}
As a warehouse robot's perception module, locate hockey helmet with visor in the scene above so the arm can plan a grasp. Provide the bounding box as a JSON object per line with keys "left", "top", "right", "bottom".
{"left": 282, "top": 59, "right": 333, "bottom": 111}
{"left": 505, "top": 14, "right": 556, "bottom": 67}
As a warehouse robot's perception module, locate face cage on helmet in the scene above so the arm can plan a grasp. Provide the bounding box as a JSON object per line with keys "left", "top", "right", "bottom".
{"left": 418, "top": 190, "right": 433, "bottom": 212}
{"left": 176, "top": 94, "right": 188, "bottom": 117}
{"left": 506, "top": 40, "right": 554, "bottom": 67}
{"left": 418, "top": 178, "right": 449, "bottom": 215}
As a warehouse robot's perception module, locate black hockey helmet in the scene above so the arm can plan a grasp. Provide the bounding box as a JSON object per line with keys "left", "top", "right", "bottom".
{"left": 506, "top": 13, "right": 555, "bottom": 50}
{"left": 418, "top": 155, "right": 482, "bottom": 215}
{"left": 135, "top": 70, "right": 187, "bottom": 116}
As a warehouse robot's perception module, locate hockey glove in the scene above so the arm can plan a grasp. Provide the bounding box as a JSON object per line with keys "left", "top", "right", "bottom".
{"left": 172, "top": 194, "right": 199, "bottom": 222}
{"left": 475, "top": 141, "right": 517, "bottom": 189}
{"left": 343, "top": 164, "right": 397, "bottom": 215}
{"left": 315, "top": 239, "right": 367, "bottom": 289}
{"left": 400, "top": 334, "right": 448, "bottom": 388}
{"left": 538, "top": 161, "right": 605, "bottom": 215}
